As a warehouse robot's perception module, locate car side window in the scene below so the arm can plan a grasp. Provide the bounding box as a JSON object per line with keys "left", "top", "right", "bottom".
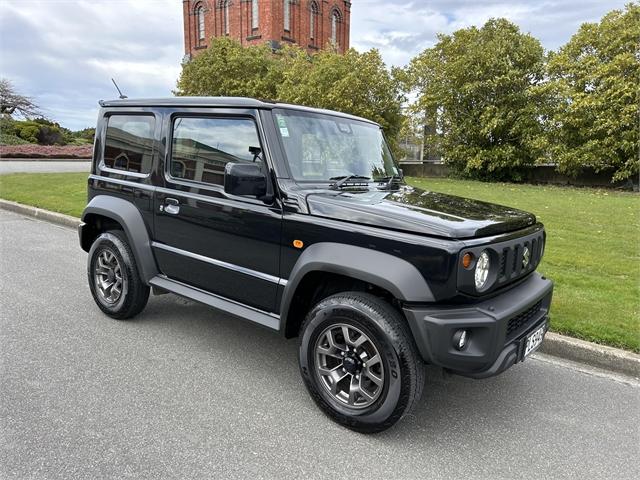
{"left": 170, "top": 117, "right": 262, "bottom": 186}
{"left": 103, "top": 115, "right": 155, "bottom": 174}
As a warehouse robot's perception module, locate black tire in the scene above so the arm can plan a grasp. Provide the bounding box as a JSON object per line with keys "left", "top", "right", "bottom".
{"left": 298, "top": 292, "right": 425, "bottom": 433}
{"left": 87, "top": 230, "right": 150, "bottom": 320}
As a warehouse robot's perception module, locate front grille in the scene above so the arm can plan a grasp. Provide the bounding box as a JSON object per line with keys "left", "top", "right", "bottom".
{"left": 499, "top": 249, "right": 507, "bottom": 276}
{"left": 506, "top": 300, "right": 543, "bottom": 339}
{"left": 496, "top": 233, "right": 544, "bottom": 286}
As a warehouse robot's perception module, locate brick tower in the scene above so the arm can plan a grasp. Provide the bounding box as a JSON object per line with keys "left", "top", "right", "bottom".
{"left": 183, "top": 0, "right": 351, "bottom": 61}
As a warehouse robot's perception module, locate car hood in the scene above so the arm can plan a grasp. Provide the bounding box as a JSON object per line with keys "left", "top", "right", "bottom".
{"left": 305, "top": 185, "right": 537, "bottom": 239}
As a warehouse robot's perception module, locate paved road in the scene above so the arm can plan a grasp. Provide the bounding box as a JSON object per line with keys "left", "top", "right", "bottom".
{"left": 0, "top": 160, "right": 90, "bottom": 174}
{"left": 1, "top": 209, "right": 639, "bottom": 480}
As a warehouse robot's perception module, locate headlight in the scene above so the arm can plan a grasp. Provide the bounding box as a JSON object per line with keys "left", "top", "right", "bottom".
{"left": 474, "top": 250, "right": 490, "bottom": 290}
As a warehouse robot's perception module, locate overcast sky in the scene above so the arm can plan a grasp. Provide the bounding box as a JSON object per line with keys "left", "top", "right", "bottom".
{"left": 0, "top": 0, "right": 627, "bottom": 130}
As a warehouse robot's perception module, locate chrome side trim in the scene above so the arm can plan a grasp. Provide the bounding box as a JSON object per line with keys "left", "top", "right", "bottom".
{"left": 151, "top": 241, "right": 286, "bottom": 286}
{"left": 98, "top": 164, "right": 150, "bottom": 179}
{"left": 89, "top": 174, "right": 156, "bottom": 191}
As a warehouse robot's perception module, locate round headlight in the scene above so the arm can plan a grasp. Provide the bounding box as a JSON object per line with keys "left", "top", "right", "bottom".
{"left": 474, "top": 250, "right": 490, "bottom": 290}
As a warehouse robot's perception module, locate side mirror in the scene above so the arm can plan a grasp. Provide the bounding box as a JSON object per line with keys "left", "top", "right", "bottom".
{"left": 224, "top": 162, "right": 268, "bottom": 199}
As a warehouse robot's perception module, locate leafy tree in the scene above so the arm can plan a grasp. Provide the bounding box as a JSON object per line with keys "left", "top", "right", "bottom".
{"left": 176, "top": 38, "right": 405, "bottom": 153}
{"left": 277, "top": 46, "right": 405, "bottom": 152}
{"left": 0, "top": 78, "right": 42, "bottom": 119}
{"left": 545, "top": 3, "right": 640, "bottom": 182}
{"left": 406, "top": 19, "right": 548, "bottom": 181}
{"left": 176, "top": 37, "right": 281, "bottom": 99}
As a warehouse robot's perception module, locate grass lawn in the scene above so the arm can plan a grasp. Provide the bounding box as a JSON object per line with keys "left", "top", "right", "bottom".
{"left": 1, "top": 172, "right": 638, "bottom": 352}
{"left": 0, "top": 172, "right": 87, "bottom": 218}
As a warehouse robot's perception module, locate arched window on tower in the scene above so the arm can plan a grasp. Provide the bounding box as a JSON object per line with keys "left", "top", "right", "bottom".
{"left": 220, "top": 0, "right": 230, "bottom": 35}
{"left": 252, "top": 0, "right": 259, "bottom": 30}
{"left": 284, "top": 0, "right": 291, "bottom": 32}
{"left": 196, "top": 4, "right": 205, "bottom": 42}
{"left": 331, "top": 9, "right": 342, "bottom": 47}
{"left": 309, "top": 1, "right": 319, "bottom": 44}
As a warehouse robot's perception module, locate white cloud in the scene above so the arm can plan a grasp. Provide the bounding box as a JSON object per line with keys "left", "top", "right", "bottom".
{"left": 0, "top": 0, "right": 183, "bottom": 129}
{"left": 0, "top": 0, "right": 628, "bottom": 129}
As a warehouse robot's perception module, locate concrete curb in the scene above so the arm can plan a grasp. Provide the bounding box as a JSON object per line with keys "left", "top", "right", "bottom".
{"left": 1, "top": 198, "right": 638, "bottom": 379}
{"left": 539, "top": 332, "right": 640, "bottom": 379}
{"left": 0, "top": 199, "right": 80, "bottom": 229}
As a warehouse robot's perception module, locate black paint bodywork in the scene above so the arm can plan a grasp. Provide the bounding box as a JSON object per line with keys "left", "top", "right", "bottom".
{"left": 80, "top": 97, "right": 554, "bottom": 378}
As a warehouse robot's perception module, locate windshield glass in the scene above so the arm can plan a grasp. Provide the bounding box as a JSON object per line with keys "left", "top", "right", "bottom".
{"left": 273, "top": 109, "right": 398, "bottom": 182}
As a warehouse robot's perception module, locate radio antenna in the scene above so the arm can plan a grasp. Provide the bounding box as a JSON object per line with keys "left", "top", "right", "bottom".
{"left": 111, "top": 78, "right": 128, "bottom": 99}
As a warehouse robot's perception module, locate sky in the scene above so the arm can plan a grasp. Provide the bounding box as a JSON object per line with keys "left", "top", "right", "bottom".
{"left": 0, "top": 0, "right": 628, "bottom": 130}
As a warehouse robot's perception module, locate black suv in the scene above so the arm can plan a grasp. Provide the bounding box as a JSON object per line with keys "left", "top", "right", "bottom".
{"left": 79, "top": 97, "right": 553, "bottom": 432}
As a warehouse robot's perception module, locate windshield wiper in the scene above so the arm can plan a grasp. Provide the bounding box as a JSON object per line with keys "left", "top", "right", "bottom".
{"left": 329, "top": 174, "right": 372, "bottom": 190}
{"left": 375, "top": 174, "right": 404, "bottom": 189}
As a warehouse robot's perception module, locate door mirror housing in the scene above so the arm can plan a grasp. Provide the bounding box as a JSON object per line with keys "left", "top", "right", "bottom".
{"left": 224, "top": 162, "right": 269, "bottom": 200}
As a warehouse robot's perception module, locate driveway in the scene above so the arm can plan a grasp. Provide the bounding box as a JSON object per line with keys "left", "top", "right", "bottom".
{"left": 0, "top": 160, "right": 90, "bottom": 174}
{"left": 1, "top": 209, "right": 638, "bottom": 479}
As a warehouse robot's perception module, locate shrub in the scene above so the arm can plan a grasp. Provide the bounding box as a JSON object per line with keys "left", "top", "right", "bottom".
{"left": 0, "top": 132, "right": 30, "bottom": 145}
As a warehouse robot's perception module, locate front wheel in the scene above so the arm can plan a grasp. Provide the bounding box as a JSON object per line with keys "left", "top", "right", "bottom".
{"left": 298, "top": 292, "right": 425, "bottom": 433}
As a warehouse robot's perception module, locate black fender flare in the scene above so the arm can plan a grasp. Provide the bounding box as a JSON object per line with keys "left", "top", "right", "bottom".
{"left": 279, "top": 242, "right": 434, "bottom": 332}
{"left": 80, "top": 195, "right": 158, "bottom": 283}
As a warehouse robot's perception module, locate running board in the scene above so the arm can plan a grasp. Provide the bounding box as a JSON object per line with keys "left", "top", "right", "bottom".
{"left": 148, "top": 276, "right": 280, "bottom": 331}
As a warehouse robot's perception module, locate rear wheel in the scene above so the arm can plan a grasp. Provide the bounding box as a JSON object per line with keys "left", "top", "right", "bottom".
{"left": 88, "top": 230, "right": 149, "bottom": 319}
{"left": 298, "top": 292, "right": 424, "bottom": 433}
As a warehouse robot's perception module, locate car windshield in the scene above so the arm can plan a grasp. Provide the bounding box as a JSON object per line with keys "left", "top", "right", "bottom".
{"left": 273, "top": 108, "right": 398, "bottom": 182}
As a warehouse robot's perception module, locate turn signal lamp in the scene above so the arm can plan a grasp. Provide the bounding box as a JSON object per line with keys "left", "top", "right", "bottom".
{"left": 462, "top": 252, "right": 474, "bottom": 269}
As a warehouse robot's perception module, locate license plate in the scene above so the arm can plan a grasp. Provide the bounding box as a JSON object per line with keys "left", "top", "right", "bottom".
{"left": 524, "top": 324, "right": 546, "bottom": 358}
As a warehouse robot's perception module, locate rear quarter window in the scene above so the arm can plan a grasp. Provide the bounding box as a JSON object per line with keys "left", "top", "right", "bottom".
{"left": 103, "top": 115, "right": 155, "bottom": 174}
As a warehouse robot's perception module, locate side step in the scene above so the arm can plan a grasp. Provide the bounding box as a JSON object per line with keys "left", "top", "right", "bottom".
{"left": 148, "top": 275, "right": 280, "bottom": 331}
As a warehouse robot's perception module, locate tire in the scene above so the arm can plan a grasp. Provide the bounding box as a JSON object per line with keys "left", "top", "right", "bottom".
{"left": 298, "top": 292, "right": 425, "bottom": 433}
{"left": 87, "top": 230, "right": 150, "bottom": 320}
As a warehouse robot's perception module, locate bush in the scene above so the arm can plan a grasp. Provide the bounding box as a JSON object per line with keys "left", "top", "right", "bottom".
{"left": 0, "top": 132, "right": 30, "bottom": 145}
{"left": 15, "top": 123, "right": 40, "bottom": 143}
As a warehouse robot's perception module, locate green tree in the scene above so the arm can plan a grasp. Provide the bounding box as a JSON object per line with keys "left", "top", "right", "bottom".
{"left": 406, "top": 19, "right": 548, "bottom": 181}
{"left": 175, "top": 38, "right": 405, "bottom": 154}
{"left": 545, "top": 3, "right": 640, "bottom": 182}
{"left": 176, "top": 37, "right": 282, "bottom": 99}
{"left": 277, "top": 46, "right": 405, "bottom": 152}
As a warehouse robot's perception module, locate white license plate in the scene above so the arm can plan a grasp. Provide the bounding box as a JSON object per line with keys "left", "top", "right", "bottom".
{"left": 524, "top": 324, "right": 546, "bottom": 358}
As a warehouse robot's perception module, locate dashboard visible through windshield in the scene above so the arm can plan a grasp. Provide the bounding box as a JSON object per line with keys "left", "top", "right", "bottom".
{"left": 273, "top": 108, "right": 398, "bottom": 182}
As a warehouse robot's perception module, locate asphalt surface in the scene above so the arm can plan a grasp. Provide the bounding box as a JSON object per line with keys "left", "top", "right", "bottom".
{"left": 0, "top": 160, "right": 90, "bottom": 174}
{"left": 1, "top": 209, "right": 639, "bottom": 480}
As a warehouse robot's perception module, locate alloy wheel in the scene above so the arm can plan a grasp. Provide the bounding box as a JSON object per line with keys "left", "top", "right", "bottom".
{"left": 314, "top": 323, "right": 385, "bottom": 409}
{"left": 94, "top": 249, "right": 125, "bottom": 304}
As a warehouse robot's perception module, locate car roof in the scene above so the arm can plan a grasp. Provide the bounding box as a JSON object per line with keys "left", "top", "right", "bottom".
{"left": 99, "top": 97, "right": 380, "bottom": 126}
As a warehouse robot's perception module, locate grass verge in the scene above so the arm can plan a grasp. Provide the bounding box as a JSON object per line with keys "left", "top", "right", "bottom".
{"left": 0, "top": 172, "right": 638, "bottom": 351}
{"left": 0, "top": 172, "right": 87, "bottom": 218}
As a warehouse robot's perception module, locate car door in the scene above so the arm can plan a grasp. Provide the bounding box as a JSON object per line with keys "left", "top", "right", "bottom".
{"left": 152, "top": 109, "right": 283, "bottom": 313}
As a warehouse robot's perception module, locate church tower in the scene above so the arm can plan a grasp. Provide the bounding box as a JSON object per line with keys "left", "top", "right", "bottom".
{"left": 183, "top": 1, "right": 351, "bottom": 61}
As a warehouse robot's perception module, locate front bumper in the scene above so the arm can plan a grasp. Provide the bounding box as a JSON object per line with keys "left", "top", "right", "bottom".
{"left": 403, "top": 272, "right": 553, "bottom": 378}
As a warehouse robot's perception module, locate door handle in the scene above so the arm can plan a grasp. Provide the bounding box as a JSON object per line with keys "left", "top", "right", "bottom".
{"left": 163, "top": 198, "right": 180, "bottom": 215}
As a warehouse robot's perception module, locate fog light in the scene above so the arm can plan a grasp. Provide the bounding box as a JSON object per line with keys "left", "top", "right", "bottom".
{"left": 453, "top": 329, "right": 468, "bottom": 351}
